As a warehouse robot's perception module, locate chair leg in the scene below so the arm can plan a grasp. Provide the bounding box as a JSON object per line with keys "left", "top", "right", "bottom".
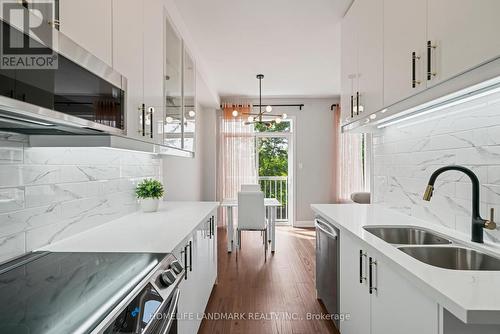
{"left": 264, "top": 229, "right": 267, "bottom": 262}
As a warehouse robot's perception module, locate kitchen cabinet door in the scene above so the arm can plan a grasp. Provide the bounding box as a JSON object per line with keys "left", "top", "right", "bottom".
{"left": 427, "top": 0, "right": 500, "bottom": 86}
{"left": 163, "top": 13, "right": 184, "bottom": 150}
{"left": 175, "top": 234, "right": 197, "bottom": 334}
{"left": 339, "top": 231, "right": 370, "bottom": 334}
{"left": 340, "top": 1, "right": 358, "bottom": 123}
{"left": 370, "top": 251, "right": 439, "bottom": 334}
{"left": 183, "top": 47, "right": 196, "bottom": 152}
{"left": 356, "top": 0, "right": 383, "bottom": 115}
{"left": 59, "top": 0, "right": 112, "bottom": 66}
{"left": 143, "top": 0, "right": 165, "bottom": 145}
{"left": 383, "top": 0, "right": 427, "bottom": 107}
{"left": 112, "top": 0, "right": 144, "bottom": 140}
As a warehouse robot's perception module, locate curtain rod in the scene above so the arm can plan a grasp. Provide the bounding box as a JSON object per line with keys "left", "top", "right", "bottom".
{"left": 220, "top": 104, "right": 304, "bottom": 111}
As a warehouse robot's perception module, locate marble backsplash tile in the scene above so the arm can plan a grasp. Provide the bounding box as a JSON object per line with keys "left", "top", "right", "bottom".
{"left": 0, "top": 133, "right": 161, "bottom": 263}
{"left": 373, "top": 90, "right": 500, "bottom": 243}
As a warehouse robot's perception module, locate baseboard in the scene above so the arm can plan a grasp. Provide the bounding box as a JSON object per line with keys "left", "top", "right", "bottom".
{"left": 294, "top": 220, "right": 314, "bottom": 228}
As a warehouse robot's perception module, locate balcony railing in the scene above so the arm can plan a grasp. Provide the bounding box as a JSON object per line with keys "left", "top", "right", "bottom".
{"left": 258, "top": 176, "right": 288, "bottom": 222}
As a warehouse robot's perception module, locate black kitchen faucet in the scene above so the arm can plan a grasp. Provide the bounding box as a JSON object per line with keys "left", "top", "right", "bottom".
{"left": 423, "top": 165, "right": 496, "bottom": 243}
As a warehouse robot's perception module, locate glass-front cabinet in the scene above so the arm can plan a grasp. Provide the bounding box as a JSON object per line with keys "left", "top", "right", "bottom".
{"left": 183, "top": 48, "right": 196, "bottom": 152}
{"left": 163, "top": 16, "right": 196, "bottom": 153}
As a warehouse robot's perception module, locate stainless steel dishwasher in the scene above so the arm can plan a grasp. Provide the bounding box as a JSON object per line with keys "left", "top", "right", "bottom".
{"left": 315, "top": 217, "right": 339, "bottom": 327}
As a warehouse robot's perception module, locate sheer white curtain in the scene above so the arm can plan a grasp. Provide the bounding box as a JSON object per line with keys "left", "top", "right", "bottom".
{"left": 217, "top": 104, "right": 257, "bottom": 204}
{"left": 333, "top": 106, "right": 368, "bottom": 203}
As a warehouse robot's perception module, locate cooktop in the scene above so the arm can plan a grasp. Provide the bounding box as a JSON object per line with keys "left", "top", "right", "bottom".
{"left": 0, "top": 252, "right": 167, "bottom": 334}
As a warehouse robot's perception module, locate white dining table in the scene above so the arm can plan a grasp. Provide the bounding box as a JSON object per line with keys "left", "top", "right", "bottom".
{"left": 221, "top": 198, "right": 281, "bottom": 253}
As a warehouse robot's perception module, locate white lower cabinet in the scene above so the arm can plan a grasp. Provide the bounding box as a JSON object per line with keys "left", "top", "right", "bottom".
{"left": 175, "top": 212, "right": 217, "bottom": 334}
{"left": 340, "top": 231, "right": 439, "bottom": 334}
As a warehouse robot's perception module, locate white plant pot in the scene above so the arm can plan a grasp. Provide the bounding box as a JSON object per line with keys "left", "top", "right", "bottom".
{"left": 140, "top": 198, "right": 159, "bottom": 213}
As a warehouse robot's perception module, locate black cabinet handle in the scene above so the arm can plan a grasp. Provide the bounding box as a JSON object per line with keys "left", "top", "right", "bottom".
{"left": 411, "top": 52, "right": 420, "bottom": 88}
{"left": 149, "top": 107, "right": 154, "bottom": 139}
{"left": 427, "top": 41, "right": 437, "bottom": 80}
{"left": 188, "top": 240, "right": 192, "bottom": 272}
{"left": 356, "top": 91, "right": 360, "bottom": 115}
{"left": 369, "top": 257, "right": 377, "bottom": 294}
{"left": 350, "top": 95, "right": 354, "bottom": 118}
{"left": 359, "top": 250, "right": 363, "bottom": 283}
{"left": 182, "top": 246, "right": 187, "bottom": 280}
{"left": 141, "top": 104, "right": 146, "bottom": 137}
{"left": 209, "top": 217, "right": 213, "bottom": 239}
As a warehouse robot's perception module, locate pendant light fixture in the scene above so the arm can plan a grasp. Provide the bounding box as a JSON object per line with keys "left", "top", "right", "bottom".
{"left": 234, "top": 74, "right": 288, "bottom": 126}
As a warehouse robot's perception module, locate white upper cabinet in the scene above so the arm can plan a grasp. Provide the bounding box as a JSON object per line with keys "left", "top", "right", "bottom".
{"left": 112, "top": 0, "right": 143, "bottom": 140}
{"left": 427, "top": 0, "right": 500, "bottom": 86}
{"left": 59, "top": 0, "right": 112, "bottom": 66}
{"left": 341, "top": 0, "right": 383, "bottom": 124}
{"left": 356, "top": 0, "right": 383, "bottom": 116}
{"left": 383, "top": 0, "right": 427, "bottom": 107}
{"left": 340, "top": 2, "right": 358, "bottom": 122}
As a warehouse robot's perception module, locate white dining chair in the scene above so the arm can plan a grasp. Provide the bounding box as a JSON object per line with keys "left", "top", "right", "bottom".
{"left": 241, "top": 184, "right": 261, "bottom": 192}
{"left": 237, "top": 190, "right": 268, "bottom": 261}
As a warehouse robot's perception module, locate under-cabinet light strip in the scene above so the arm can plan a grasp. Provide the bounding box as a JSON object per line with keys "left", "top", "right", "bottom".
{"left": 376, "top": 76, "right": 500, "bottom": 129}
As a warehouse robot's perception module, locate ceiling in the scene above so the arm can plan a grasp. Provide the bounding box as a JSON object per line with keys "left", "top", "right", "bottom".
{"left": 174, "top": 0, "right": 350, "bottom": 99}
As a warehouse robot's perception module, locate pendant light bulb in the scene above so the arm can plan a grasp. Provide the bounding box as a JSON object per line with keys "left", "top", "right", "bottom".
{"left": 188, "top": 110, "right": 196, "bottom": 118}
{"left": 248, "top": 115, "right": 254, "bottom": 122}
{"left": 266, "top": 105, "right": 273, "bottom": 113}
{"left": 282, "top": 113, "right": 288, "bottom": 119}
{"left": 232, "top": 110, "right": 238, "bottom": 117}
{"left": 275, "top": 117, "right": 282, "bottom": 124}
{"left": 165, "top": 116, "right": 173, "bottom": 123}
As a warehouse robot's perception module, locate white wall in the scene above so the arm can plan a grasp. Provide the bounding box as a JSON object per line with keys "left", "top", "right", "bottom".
{"left": 373, "top": 89, "right": 500, "bottom": 243}
{"left": 241, "top": 98, "right": 337, "bottom": 226}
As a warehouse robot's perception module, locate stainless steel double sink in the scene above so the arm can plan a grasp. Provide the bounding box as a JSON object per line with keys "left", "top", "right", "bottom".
{"left": 363, "top": 226, "right": 500, "bottom": 271}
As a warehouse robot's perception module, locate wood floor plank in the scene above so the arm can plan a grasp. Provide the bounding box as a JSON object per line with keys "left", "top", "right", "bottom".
{"left": 198, "top": 226, "right": 339, "bottom": 334}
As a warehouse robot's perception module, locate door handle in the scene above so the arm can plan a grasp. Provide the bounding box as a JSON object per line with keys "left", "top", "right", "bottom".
{"left": 148, "top": 106, "right": 154, "bottom": 139}
{"left": 139, "top": 104, "right": 146, "bottom": 136}
{"left": 412, "top": 52, "right": 421, "bottom": 88}
{"left": 356, "top": 91, "right": 360, "bottom": 115}
{"left": 350, "top": 95, "right": 354, "bottom": 118}
{"left": 314, "top": 219, "right": 337, "bottom": 240}
{"left": 188, "top": 240, "right": 193, "bottom": 272}
{"left": 359, "top": 250, "right": 367, "bottom": 283}
{"left": 369, "top": 257, "right": 377, "bottom": 294}
{"left": 181, "top": 246, "right": 187, "bottom": 280}
{"left": 160, "top": 289, "right": 180, "bottom": 334}
{"left": 209, "top": 217, "right": 213, "bottom": 239}
{"left": 427, "top": 41, "right": 437, "bottom": 80}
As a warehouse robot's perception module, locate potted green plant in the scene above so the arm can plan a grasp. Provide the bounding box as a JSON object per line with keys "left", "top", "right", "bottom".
{"left": 135, "top": 179, "right": 164, "bottom": 212}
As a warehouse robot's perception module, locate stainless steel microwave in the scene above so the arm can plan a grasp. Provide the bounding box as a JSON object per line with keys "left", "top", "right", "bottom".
{"left": 0, "top": 15, "right": 127, "bottom": 136}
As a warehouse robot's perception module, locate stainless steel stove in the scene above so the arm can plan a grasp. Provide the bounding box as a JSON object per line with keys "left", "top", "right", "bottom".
{"left": 0, "top": 251, "right": 184, "bottom": 334}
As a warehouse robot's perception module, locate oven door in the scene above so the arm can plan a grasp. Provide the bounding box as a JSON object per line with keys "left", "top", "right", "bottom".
{"left": 150, "top": 288, "right": 180, "bottom": 334}
{"left": 102, "top": 285, "right": 180, "bottom": 334}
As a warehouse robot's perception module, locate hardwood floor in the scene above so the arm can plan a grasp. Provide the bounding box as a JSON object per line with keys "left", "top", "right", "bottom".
{"left": 198, "top": 225, "right": 339, "bottom": 334}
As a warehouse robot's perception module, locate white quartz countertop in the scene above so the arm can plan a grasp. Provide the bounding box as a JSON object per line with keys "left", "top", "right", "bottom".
{"left": 311, "top": 204, "right": 500, "bottom": 325}
{"left": 41, "top": 201, "right": 219, "bottom": 254}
